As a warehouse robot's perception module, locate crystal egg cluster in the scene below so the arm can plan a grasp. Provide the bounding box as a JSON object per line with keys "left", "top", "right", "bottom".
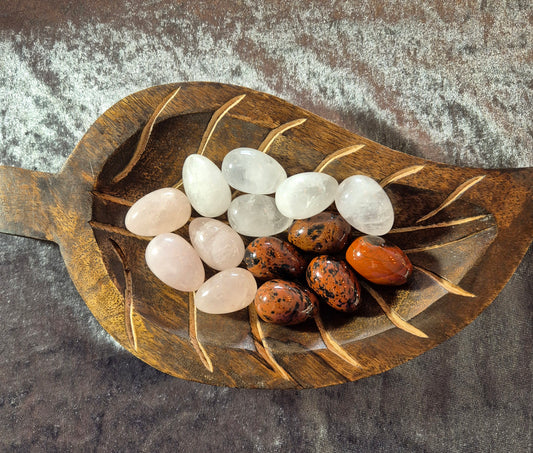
{"left": 124, "top": 146, "right": 413, "bottom": 323}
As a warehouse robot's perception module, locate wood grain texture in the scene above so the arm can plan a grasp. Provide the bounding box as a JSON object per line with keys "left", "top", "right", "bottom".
{"left": 0, "top": 82, "right": 532, "bottom": 389}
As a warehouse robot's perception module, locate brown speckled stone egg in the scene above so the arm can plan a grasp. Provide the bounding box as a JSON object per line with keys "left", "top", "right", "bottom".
{"left": 287, "top": 211, "right": 351, "bottom": 253}
{"left": 254, "top": 279, "right": 318, "bottom": 325}
{"left": 346, "top": 235, "right": 412, "bottom": 285}
{"left": 306, "top": 255, "right": 361, "bottom": 313}
{"left": 244, "top": 236, "right": 307, "bottom": 279}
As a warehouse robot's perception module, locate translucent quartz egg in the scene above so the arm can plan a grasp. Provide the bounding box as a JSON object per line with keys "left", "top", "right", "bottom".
{"left": 194, "top": 268, "right": 257, "bottom": 314}
{"left": 275, "top": 172, "right": 338, "bottom": 219}
{"left": 182, "top": 154, "right": 231, "bottom": 217}
{"left": 189, "top": 217, "right": 245, "bottom": 270}
{"left": 228, "top": 194, "right": 293, "bottom": 237}
{"left": 125, "top": 187, "right": 191, "bottom": 236}
{"left": 145, "top": 233, "right": 205, "bottom": 291}
{"left": 222, "top": 147, "right": 287, "bottom": 194}
{"left": 335, "top": 175, "right": 394, "bottom": 235}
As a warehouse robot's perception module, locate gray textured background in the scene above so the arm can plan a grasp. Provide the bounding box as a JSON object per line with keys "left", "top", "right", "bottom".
{"left": 0, "top": 1, "right": 531, "bottom": 452}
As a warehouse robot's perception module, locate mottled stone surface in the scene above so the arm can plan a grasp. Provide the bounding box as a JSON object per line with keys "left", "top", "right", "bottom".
{"left": 306, "top": 256, "right": 361, "bottom": 313}
{"left": 0, "top": 1, "right": 531, "bottom": 452}
{"left": 254, "top": 279, "right": 318, "bottom": 325}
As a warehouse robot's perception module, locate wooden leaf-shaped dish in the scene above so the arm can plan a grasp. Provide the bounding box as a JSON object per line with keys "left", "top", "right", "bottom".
{"left": 1, "top": 82, "right": 531, "bottom": 389}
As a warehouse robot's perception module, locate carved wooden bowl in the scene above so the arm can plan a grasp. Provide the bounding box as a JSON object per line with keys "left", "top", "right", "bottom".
{"left": 0, "top": 82, "right": 531, "bottom": 389}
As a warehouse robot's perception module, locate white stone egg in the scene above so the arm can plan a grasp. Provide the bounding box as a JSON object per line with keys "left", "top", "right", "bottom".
{"left": 335, "top": 174, "right": 394, "bottom": 235}
{"left": 221, "top": 147, "right": 287, "bottom": 194}
{"left": 228, "top": 194, "right": 293, "bottom": 237}
{"left": 182, "top": 154, "right": 231, "bottom": 217}
{"left": 275, "top": 172, "right": 338, "bottom": 219}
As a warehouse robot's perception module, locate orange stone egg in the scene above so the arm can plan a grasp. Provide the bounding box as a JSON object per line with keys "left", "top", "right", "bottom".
{"left": 254, "top": 279, "right": 318, "bottom": 325}
{"left": 346, "top": 235, "right": 412, "bottom": 285}
{"left": 287, "top": 211, "right": 351, "bottom": 253}
{"left": 306, "top": 256, "right": 361, "bottom": 313}
{"left": 244, "top": 236, "right": 307, "bottom": 280}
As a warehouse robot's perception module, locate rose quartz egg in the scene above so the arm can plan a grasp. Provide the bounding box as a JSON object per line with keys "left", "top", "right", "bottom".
{"left": 125, "top": 187, "right": 191, "bottom": 236}
{"left": 145, "top": 233, "right": 204, "bottom": 291}
{"left": 194, "top": 268, "right": 257, "bottom": 314}
{"left": 189, "top": 217, "right": 245, "bottom": 271}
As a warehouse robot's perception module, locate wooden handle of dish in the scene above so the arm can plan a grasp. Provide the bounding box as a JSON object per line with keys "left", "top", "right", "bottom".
{"left": 0, "top": 166, "right": 60, "bottom": 242}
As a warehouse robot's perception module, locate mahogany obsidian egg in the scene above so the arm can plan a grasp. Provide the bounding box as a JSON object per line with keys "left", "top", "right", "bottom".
{"left": 306, "top": 255, "right": 361, "bottom": 313}
{"left": 346, "top": 235, "right": 413, "bottom": 285}
{"left": 254, "top": 279, "right": 319, "bottom": 325}
{"left": 244, "top": 236, "right": 307, "bottom": 279}
{"left": 287, "top": 211, "right": 351, "bottom": 253}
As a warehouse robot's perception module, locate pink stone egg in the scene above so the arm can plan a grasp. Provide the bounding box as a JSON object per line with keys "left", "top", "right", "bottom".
{"left": 194, "top": 268, "right": 257, "bottom": 314}
{"left": 145, "top": 233, "right": 204, "bottom": 291}
{"left": 189, "top": 217, "right": 245, "bottom": 271}
{"left": 125, "top": 187, "right": 191, "bottom": 236}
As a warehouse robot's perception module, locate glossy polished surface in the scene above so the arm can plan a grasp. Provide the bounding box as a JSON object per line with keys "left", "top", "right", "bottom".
{"left": 2, "top": 2, "right": 530, "bottom": 448}
{"left": 346, "top": 235, "right": 412, "bottom": 285}
{"left": 182, "top": 154, "right": 232, "bottom": 217}
{"left": 254, "top": 279, "right": 318, "bottom": 325}
{"left": 228, "top": 194, "right": 293, "bottom": 237}
{"left": 221, "top": 147, "right": 287, "bottom": 194}
{"left": 244, "top": 236, "right": 307, "bottom": 279}
{"left": 335, "top": 175, "right": 394, "bottom": 236}
{"left": 275, "top": 172, "right": 338, "bottom": 219}
{"left": 145, "top": 233, "right": 205, "bottom": 291}
{"left": 189, "top": 217, "right": 245, "bottom": 270}
{"left": 194, "top": 268, "right": 257, "bottom": 314}
{"left": 287, "top": 211, "right": 351, "bottom": 253}
{"left": 306, "top": 255, "right": 361, "bottom": 313}
{"left": 125, "top": 187, "right": 191, "bottom": 236}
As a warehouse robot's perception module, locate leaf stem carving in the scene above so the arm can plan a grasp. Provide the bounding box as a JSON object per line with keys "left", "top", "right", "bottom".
{"left": 380, "top": 165, "right": 425, "bottom": 187}
{"left": 258, "top": 118, "right": 307, "bottom": 154}
{"left": 92, "top": 191, "right": 134, "bottom": 206}
{"left": 89, "top": 221, "right": 151, "bottom": 240}
{"left": 189, "top": 292, "right": 214, "bottom": 372}
{"left": 413, "top": 266, "right": 476, "bottom": 298}
{"left": 403, "top": 227, "right": 496, "bottom": 254}
{"left": 314, "top": 144, "right": 366, "bottom": 173}
{"left": 174, "top": 94, "right": 246, "bottom": 189}
{"left": 389, "top": 215, "right": 490, "bottom": 234}
{"left": 416, "top": 175, "right": 486, "bottom": 223}
{"left": 197, "top": 94, "right": 246, "bottom": 157}
{"left": 361, "top": 282, "right": 429, "bottom": 339}
{"left": 112, "top": 87, "right": 181, "bottom": 184}
{"left": 248, "top": 305, "right": 296, "bottom": 382}
{"left": 314, "top": 312, "right": 364, "bottom": 368}
{"left": 109, "top": 239, "right": 138, "bottom": 351}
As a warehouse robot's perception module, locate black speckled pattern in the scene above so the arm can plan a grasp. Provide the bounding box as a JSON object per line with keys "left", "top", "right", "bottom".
{"left": 0, "top": 1, "right": 531, "bottom": 451}
{"left": 244, "top": 236, "right": 307, "bottom": 279}
{"left": 288, "top": 212, "right": 351, "bottom": 253}
{"left": 254, "top": 279, "right": 318, "bottom": 325}
{"left": 306, "top": 256, "right": 361, "bottom": 313}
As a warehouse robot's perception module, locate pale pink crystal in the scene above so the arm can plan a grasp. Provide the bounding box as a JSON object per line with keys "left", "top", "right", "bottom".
{"left": 125, "top": 188, "right": 191, "bottom": 236}
{"left": 194, "top": 268, "right": 257, "bottom": 314}
{"left": 189, "top": 217, "right": 245, "bottom": 271}
{"left": 145, "top": 233, "right": 204, "bottom": 291}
